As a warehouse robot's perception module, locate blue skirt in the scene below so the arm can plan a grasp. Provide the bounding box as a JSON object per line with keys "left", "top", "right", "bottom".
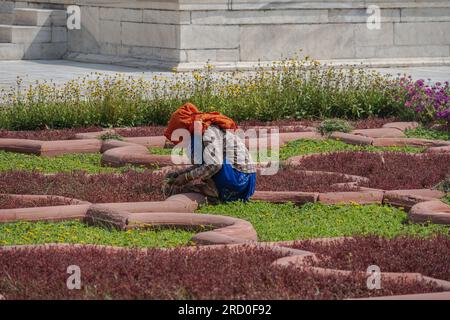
{"left": 211, "top": 158, "right": 256, "bottom": 202}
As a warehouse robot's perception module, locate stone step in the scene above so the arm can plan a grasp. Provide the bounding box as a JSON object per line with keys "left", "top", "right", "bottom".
{"left": 0, "top": 42, "right": 66, "bottom": 60}
{"left": 0, "top": 12, "right": 14, "bottom": 25}
{"left": 0, "top": 43, "right": 24, "bottom": 60}
{"left": 14, "top": 8, "right": 52, "bottom": 26}
{"left": 23, "top": 42, "right": 67, "bottom": 59}
{"left": 13, "top": 8, "right": 66, "bottom": 27}
{"left": 0, "top": 24, "right": 51, "bottom": 43}
{"left": 0, "top": 1, "right": 14, "bottom": 12}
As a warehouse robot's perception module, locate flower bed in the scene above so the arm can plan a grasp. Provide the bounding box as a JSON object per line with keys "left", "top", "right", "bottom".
{"left": 0, "top": 171, "right": 165, "bottom": 204}
{"left": 292, "top": 152, "right": 450, "bottom": 190}
{"left": 0, "top": 245, "right": 441, "bottom": 300}
{"left": 291, "top": 236, "right": 450, "bottom": 281}
{"left": 0, "top": 60, "right": 421, "bottom": 131}
{"left": 397, "top": 78, "right": 449, "bottom": 124}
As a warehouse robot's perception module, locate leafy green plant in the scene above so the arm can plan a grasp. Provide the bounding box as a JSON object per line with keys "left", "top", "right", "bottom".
{"left": 405, "top": 127, "right": 450, "bottom": 141}
{"left": 434, "top": 174, "right": 450, "bottom": 193}
{"left": 98, "top": 132, "right": 124, "bottom": 141}
{"left": 0, "top": 220, "right": 195, "bottom": 248}
{"left": 149, "top": 146, "right": 177, "bottom": 156}
{"left": 317, "top": 119, "right": 353, "bottom": 136}
{"left": 197, "top": 202, "right": 449, "bottom": 242}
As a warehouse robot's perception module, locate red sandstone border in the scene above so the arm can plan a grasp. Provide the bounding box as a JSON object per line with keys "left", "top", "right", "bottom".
{"left": 0, "top": 194, "right": 90, "bottom": 205}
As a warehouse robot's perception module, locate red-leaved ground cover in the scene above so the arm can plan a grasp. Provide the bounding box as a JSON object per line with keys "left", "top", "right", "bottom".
{"left": 0, "top": 127, "right": 102, "bottom": 140}
{"left": 0, "top": 169, "right": 355, "bottom": 206}
{"left": 114, "top": 126, "right": 166, "bottom": 137}
{"left": 256, "top": 170, "right": 355, "bottom": 192}
{"left": 350, "top": 117, "right": 399, "bottom": 130}
{"left": 0, "top": 195, "right": 69, "bottom": 209}
{"left": 0, "top": 171, "right": 165, "bottom": 204}
{"left": 0, "top": 126, "right": 166, "bottom": 140}
{"left": 0, "top": 151, "right": 447, "bottom": 204}
{"left": 239, "top": 118, "right": 398, "bottom": 130}
{"left": 0, "top": 118, "right": 401, "bottom": 140}
{"left": 292, "top": 236, "right": 450, "bottom": 281}
{"left": 294, "top": 152, "right": 450, "bottom": 190}
{"left": 0, "top": 245, "right": 441, "bottom": 300}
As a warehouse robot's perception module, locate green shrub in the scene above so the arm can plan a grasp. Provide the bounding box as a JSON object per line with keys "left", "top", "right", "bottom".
{"left": 317, "top": 119, "right": 353, "bottom": 136}
{"left": 434, "top": 175, "right": 450, "bottom": 193}
{"left": 405, "top": 127, "right": 450, "bottom": 141}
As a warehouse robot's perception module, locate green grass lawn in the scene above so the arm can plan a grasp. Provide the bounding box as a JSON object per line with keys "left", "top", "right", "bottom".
{"left": 279, "top": 139, "right": 424, "bottom": 160}
{"left": 0, "top": 151, "right": 152, "bottom": 174}
{"left": 405, "top": 127, "right": 450, "bottom": 141}
{"left": 0, "top": 220, "right": 195, "bottom": 248}
{"left": 197, "top": 201, "right": 449, "bottom": 242}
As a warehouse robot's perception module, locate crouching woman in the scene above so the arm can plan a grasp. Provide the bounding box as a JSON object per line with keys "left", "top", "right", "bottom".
{"left": 163, "top": 103, "right": 256, "bottom": 203}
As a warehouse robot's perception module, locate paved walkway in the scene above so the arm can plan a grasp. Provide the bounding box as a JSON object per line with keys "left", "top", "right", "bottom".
{"left": 376, "top": 66, "right": 450, "bottom": 84}
{"left": 0, "top": 60, "right": 172, "bottom": 89}
{"left": 0, "top": 60, "right": 448, "bottom": 89}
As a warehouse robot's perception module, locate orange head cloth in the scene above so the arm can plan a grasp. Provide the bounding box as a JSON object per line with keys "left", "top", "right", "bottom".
{"left": 164, "top": 103, "right": 238, "bottom": 144}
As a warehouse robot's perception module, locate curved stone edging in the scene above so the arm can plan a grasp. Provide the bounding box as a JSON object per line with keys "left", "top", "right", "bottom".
{"left": 0, "top": 193, "right": 90, "bottom": 205}
{"left": 409, "top": 200, "right": 450, "bottom": 226}
{"left": 268, "top": 236, "right": 450, "bottom": 297}
{"left": 0, "top": 192, "right": 256, "bottom": 245}
{"left": 101, "top": 144, "right": 178, "bottom": 168}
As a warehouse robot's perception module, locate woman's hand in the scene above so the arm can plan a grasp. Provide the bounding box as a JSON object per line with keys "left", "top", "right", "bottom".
{"left": 173, "top": 173, "right": 188, "bottom": 186}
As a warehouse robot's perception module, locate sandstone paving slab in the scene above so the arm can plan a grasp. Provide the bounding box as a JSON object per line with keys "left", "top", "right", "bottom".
{"left": 426, "top": 145, "right": 450, "bottom": 153}
{"left": 382, "top": 122, "right": 420, "bottom": 131}
{"left": 252, "top": 191, "right": 319, "bottom": 204}
{"left": 318, "top": 191, "right": 384, "bottom": 205}
{"left": 352, "top": 128, "right": 405, "bottom": 138}
{"left": 330, "top": 132, "right": 374, "bottom": 145}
